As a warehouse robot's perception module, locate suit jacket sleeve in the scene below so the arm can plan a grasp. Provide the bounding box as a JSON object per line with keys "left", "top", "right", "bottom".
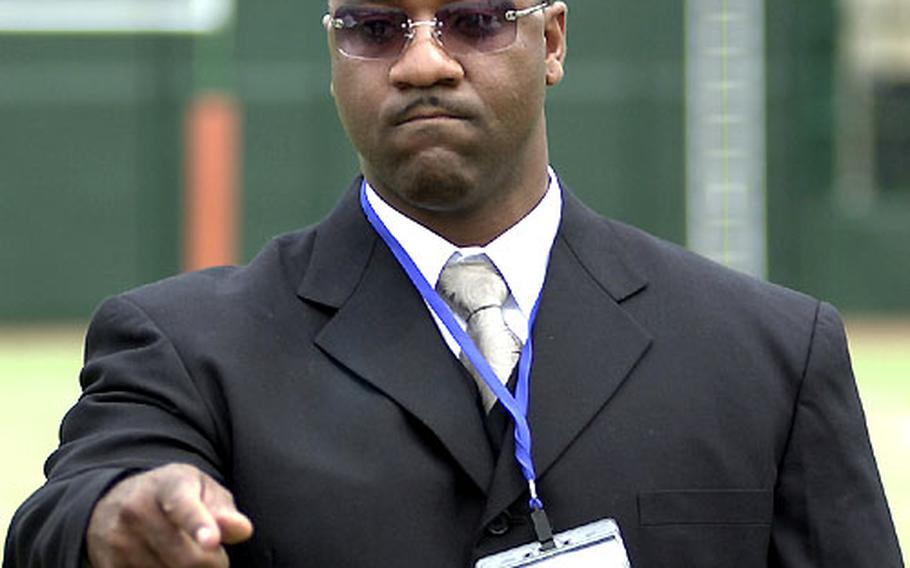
{"left": 3, "top": 295, "right": 227, "bottom": 568}
{"left": 770, "top": 302, "right": 903, "bottom": 566}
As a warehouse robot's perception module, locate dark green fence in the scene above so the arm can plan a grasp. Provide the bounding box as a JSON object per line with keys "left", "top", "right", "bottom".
{"left": 0, "top": 2, "right": 907, "bottom": 320}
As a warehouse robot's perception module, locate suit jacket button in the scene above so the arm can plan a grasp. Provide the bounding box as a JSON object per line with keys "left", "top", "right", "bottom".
{"left": 486, "top": 513, "right": 511, "bottom": 536}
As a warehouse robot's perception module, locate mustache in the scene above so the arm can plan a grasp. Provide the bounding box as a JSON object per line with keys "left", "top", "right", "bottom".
{"left": 390, "top": 95, "right": 474, "bottom": 124}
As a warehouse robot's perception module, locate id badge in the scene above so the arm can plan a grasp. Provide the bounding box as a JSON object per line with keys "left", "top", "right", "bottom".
{"left": 475, "top": 519, "right": 630, "bottom": 568}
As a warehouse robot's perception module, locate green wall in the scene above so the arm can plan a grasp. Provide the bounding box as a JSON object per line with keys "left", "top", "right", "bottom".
{"left": 765, "top": 2, "right": 910, "bottom": 310}
{"left": 0, "top": 38, "right": 188, "bottom": 319}
{"left": 1, "top": 2, "right": 906, "bottom": 320}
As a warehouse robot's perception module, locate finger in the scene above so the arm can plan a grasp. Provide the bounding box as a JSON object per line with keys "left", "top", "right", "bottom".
{"left": 132, "top": 539, "right": 174, "bottom": 568}
{"left": 156, "top": 469, "right": 222, "bottom": 549}
{"left": 150, "top": 538, "right": 229, "bottom": 568}
{"left": 199, "top": 474, "right": 254, "bottom": 545}
{"left": 139, "top": 494, "right": 228, "bottom": 567}
{"left": 146, "top": 524, "right": 230, "bottom": 568}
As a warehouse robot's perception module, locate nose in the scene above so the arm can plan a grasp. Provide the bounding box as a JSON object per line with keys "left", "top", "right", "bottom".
{"left": 388, "top": 24, "right": 465, "bottom": 89}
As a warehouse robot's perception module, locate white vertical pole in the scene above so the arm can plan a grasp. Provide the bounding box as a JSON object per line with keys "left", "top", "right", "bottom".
{"left": 0, "top": 0, "right": 232, "bottom": 33}
{"left": 686, "top": 0, "right": 767, "bottom": 278}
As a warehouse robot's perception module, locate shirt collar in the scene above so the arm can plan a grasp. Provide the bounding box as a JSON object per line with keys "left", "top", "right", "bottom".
{"left": 364, "top": 167, "right": 563, "bottom": 318}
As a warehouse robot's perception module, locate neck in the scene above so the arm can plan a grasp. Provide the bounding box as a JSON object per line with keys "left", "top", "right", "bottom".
{"left": 372, "top": 165, "right": 550, "bottom": 247}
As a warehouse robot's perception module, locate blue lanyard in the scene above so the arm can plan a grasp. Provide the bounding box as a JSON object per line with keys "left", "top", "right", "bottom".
{"left": 359, "top": 182, "right": 546, "bottom": 512}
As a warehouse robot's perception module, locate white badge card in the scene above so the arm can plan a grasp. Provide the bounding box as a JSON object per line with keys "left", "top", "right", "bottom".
{"left": 475, "top": 519, "right": 631, "bottom": 568}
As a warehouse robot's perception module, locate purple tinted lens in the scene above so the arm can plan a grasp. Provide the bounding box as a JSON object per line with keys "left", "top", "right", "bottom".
{"left": 333, "top": 7, "right": 409, "bottom": 59}
{"left": 438, "top": 1, "right": 516, "bottom": 53}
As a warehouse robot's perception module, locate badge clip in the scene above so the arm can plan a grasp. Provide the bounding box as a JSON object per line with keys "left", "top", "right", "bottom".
{"left": 530, "top": 507, "right": 556, "bottom": 551}
{"left": 527, "top": 480, "right": 556, "bottom": 551}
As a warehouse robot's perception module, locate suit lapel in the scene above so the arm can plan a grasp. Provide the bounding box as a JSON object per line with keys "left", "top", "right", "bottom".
{"left": 297, "top": 181, "right": 654, "bottom": 518}
{"left": 482, "top": 191, "right": 654, "bottom": 524}
{"left": 299, "top": 182, "right": 495, "bottom": 493}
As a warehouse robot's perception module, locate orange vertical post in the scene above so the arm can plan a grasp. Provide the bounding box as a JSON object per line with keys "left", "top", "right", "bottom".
{"left": 184, "top": 92, "right": 241, "bottom": 271}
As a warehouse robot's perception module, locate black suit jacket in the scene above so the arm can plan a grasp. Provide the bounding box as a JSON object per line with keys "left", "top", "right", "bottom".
{"left": 5, "top": 180, "right": 903, "bottom": 567}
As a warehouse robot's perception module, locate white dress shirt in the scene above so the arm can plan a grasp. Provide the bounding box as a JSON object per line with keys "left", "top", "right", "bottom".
{"left": 364, "top": 167, "right": 563, "bottom": 357}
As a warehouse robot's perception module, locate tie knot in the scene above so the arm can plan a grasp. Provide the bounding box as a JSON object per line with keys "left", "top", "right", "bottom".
{"left": 437, "top": 256, "right": 509, "bottom": 320}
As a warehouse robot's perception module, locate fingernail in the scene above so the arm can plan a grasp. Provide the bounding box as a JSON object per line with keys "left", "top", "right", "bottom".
{"left": 196, "top": 526, "right": 214, "bottom": 544}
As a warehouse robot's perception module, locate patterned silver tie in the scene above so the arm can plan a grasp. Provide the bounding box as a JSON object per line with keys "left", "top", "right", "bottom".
{"left": 437, "top": 256, "right": 522, "bottom": 412}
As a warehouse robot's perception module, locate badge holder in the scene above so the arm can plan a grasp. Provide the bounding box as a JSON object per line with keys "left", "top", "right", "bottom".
{"left": 475, "top": 518, "right": 631, "bottom": 568}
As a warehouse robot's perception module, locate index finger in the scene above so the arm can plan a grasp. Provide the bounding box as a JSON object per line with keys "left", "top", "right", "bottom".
{"left": 155, "top": 468, "right": 222, "bottom": 549}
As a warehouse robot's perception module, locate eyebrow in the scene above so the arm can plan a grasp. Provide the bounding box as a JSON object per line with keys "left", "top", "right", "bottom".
{"left": 334, "top": 0, "right": 400, "bottom": 7}
{"left": 330, "top": 0, "right": 474, "bottom": 13}
{"left": 333, "top": 0, "right": 467, "bottom": 8}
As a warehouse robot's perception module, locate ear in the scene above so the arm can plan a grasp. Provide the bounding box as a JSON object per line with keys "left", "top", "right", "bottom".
{"left": 544, "top": 2, "right": 567, "bottom": 86}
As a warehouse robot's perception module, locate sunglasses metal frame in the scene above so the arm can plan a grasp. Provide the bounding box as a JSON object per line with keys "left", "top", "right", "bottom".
{"left": 322, "top": 0, "right": 553, "bottom": 61}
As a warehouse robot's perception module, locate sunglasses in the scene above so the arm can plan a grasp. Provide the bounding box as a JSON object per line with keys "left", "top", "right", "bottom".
{"left": 323, "top": 1, "right": 552, "bottom": 61}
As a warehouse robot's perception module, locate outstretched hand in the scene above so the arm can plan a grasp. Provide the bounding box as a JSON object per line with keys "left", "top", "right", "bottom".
{"left": 86, "top": 463, "right": 253, "bottom": 567}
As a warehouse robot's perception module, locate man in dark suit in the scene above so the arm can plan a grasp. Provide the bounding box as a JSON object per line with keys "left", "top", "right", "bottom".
{"left": 5, "top": 0, "right": 903, "bottom": 566}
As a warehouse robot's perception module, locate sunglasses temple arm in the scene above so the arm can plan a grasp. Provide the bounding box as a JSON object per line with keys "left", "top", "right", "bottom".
{"left": 505, "top": 1, "right": 553, "bottom": 21}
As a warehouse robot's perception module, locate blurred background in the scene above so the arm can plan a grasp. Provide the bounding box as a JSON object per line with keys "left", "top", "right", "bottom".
{"left": 1, "top": 0, "right": 907, "bottom": 562}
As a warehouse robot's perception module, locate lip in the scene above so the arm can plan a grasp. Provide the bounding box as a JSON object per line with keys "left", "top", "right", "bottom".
{"left": 399, "top": 114, "right": 464, "bottom": 126}
{"left": 390, "top": 98, "right": 474, "bottom": 127}
{"left": 396, "top": 111, "right": 467, "bottom": 126}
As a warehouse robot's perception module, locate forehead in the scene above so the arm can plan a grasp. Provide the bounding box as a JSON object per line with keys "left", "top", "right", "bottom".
{"left": 329, "top": 0, "right": 494, "bottom": 10}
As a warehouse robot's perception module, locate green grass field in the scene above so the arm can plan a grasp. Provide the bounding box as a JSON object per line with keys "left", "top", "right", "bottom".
{"left": 1, "top": 321, "right": 907, "bottom": 562}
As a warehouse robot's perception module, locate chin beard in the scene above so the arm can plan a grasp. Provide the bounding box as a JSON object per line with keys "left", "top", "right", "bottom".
{"left": 401, "top": 170, "right": 474, "bottom": 212}
{"left": 371, "top": 156, "right": 481, "bottom": 214}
